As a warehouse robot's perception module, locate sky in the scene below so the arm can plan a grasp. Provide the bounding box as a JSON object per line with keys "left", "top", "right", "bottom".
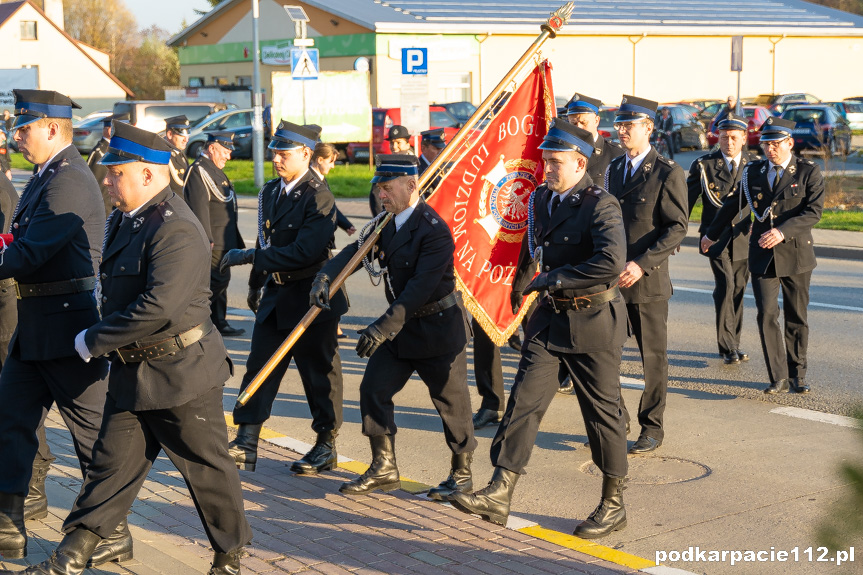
{"left": 125, "top": 0, "right": 212, "bottom": 34}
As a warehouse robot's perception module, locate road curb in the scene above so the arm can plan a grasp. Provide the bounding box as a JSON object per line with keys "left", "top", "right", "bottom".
{"left": 680, "top": 235, "right": 863, "bottom": 261}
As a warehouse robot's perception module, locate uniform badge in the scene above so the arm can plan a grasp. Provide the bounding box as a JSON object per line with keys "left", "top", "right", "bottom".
{"left": 757, "top": 193, "right": 763, "bottom": 199}
{"left": 788, "top": 165, "right": 796, "bottom": 175}
{"left": 222, "top": 181, "right": 228, "bottom": 186}
{"left": 760, "top": 165, "right": 767, "bottom": 174}
{"left": 133, "top": 216, "right": 144, "bottom": 229}
{"left": 573, "top": 193, "right": 580, "bottom": 201}
{"left": 709, "top": 183, "right": 715, "bottom": 189}
{"left": 164, "top": 210, "right": 173, "bottom": 217}
{"left": 265, "top": 220, "right": 270, "bottom": 229}
{"left": 431, "top": 217, "right": 438, "bottom": 224}
{"left": 753, "top": 201, "right": 759, "bottom": 208}
{"left": 643, "top": 162, "right": 652, "bottom": 174}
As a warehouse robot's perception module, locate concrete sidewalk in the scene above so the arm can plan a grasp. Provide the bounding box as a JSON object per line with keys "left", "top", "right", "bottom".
{"left": 0, "top": 410, "right": 659, "bottom": 575}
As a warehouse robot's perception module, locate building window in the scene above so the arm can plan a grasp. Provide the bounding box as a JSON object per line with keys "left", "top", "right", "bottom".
{"left": 436, "top": 72, "right": 471, "bottom": 103}
{"left": 20, "top": 21, "right": 37, "bottom": 40}
{"left": 212, "top": 76, "right": 229, "bottom": 86}
{"left": 188, "top": 77, "right": 205, "bottom": 87}
{"left": 236, "top": 76, "right": 252, "bottom": 86}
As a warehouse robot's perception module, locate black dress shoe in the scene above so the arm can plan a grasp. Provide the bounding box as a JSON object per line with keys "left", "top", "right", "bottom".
{"left": 735, "top": 350, "right": 749, "bottom": 362}
{"left": 558, "top": 379, "right": 574, "bottom": 394}
{"left": 791, "top": 377, "right": 810, "bottom": 394}
{"left": 763, "top": 379, "right": 790, "bottom": 394}
{"left": 472, "top": 409, "right": 503, "bottom": 430}
{"left": 627, "top": 436, "right": 661, "bottom": 455}
{"left": 721, "top": 352, "right": 740, "bottom": 365}
{"left": 218, "top": 324, "right": 246, "bottom": 337}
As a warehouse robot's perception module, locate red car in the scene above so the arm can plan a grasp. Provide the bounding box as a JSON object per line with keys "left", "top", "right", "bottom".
{"left": 346, "top": 106, "right": 460, "bottom": 163}
{"left": 706, "top": 105, "right": 772, "bottom": 148}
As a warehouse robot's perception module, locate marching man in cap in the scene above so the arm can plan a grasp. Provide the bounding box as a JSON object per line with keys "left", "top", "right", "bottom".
{"left": 220, "top": 121, "right": 347, "bottom": 476}
{"left": 418, "top": 128, "right": 446, "bottom": 176}
{"left": 702, "top": 117, "right": 824, "bottom": 395}
{"left": 311, "top": 154, "right": 477, "bottom": 500}
{"left": 87, "top": 113, "right": 129, "bottom": 215}
{"left": 449, "top": 120, "right": 630, "bottom": 539}
{"left": 606, "top": 95, "right": 688, "bottom": 455}
{"left": 0, "top": 89, "right": 112, "bottom": 561}
{"left": 370, "top": 125, "right": 414, "bottom": 216}
{"left": 565, "top": 93, "right": 625, "bottom": 185}
{"left": 185, "top": 131, "right": 246, "bottom": 337}
{"left": 163, "top": 115, "right": 191, "bottom": 195}
{"left": 687, "top": 113, "right": 758, "bottom": 365}
{"left": 1, "top": 121, "right": 253, "bottom": 575}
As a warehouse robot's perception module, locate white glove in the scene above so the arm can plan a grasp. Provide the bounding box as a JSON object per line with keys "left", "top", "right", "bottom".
{"left": 74, "top": 330, "right": 92, "bottom": 363}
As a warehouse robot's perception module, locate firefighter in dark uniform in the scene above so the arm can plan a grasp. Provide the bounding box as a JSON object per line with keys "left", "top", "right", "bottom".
{"left": 605, "top": 96, "right": 688, "bottom": 455}
{"left": 370, "top": 125, "right": 413, "bottom": 216}
{"left": 449, "top": 120, "right": 629, "bottom": 538}
{"left": 311, "top": 154, "right": 477, "bottom": 501}
{"left": 184, "top": 131, "right": 245, "bottom": 337}
{"left": 687, "top": 113, "right": 756, "bottom": 365}
{"left": 703, "top": 117, "right": 824, "bottom": 395}
{"left": 87, "top": 113, "right": 129, "bottom": 216}
{"left": 0, "top": 90, "right": 112, "bottom": 561}
{"left": 0, "top": 173, "right": 17, "bottom": 367}
{"left": 220, "top": 121, "right": 346, "bottom": 476}
{"left": 565, "top": 93, "right": 625, "bottom": 184}
{"left": 163, "top": 115, "right": 190, "bottom": 195}
{"left": 1, "top": 122, "right": 252, "bottom": 575}
{"left": 418, "top": 128, "right": 446, "bottom": 176}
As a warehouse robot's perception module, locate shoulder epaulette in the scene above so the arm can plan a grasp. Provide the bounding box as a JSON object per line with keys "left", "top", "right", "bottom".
{"left": 422, "top": 210, "right": 440, "bottom": 225}
{"left": 156, "top": 201, "right": 176, "bottom": 220}
{"left": 656, "top": 155, "right": 675, "bottom": 166}
{"left": 586, "top": 184, "right": 604, "bottom": 197}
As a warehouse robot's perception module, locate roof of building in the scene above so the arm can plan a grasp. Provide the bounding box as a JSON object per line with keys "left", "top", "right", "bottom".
{"left": 0, "top": 1, "right": 133, "bottom": 96}
{"left": 169, "top": 0, "right": 863, "bottom": 46}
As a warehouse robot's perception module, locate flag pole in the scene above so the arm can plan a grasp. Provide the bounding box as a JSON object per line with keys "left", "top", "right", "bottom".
{"left": 235, "top": 2, "right": 575, "bottom": 409}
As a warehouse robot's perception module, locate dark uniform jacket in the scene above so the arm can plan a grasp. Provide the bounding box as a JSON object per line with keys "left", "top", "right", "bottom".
{"left": 184, "top": 154, "right": 244, "bottom": 250}
{"left": 686, "top": 149, "right": 757, "bottom": 260}
{"left": 707, "top": 155, "right": 824, "bottom": 277}
{"left": 0, "top": 145, "right": 104, "bottom": 361}
{"left": 84, "top": 188, "right": 231, "bottom": 411}
{"left": 86, "top": 138, "right": 112, "bottom": 215}
{"left": 606, "top": 147, "right": 689, "bottom": 304}
{"left": 251, "top": 171, "right": 347, "bottom": 329}
{"left": 168, "top": 144, "right": 189, "bottom": 196}
{"left": 324, "top": 200, "right": 469, "bottom": 360}
{"left": 587, "top": 134, "right": 624, "bottom": 185}
{"left": 512, "top": 177, "right": 628, "bottom": 354}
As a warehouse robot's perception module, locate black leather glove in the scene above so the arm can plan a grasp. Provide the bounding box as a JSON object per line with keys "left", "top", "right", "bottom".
{"left": 510, "top": 291, "right": 524, "bottom": 315}
{"left": 522, "top": 272, "right": 549, "bottom": 296}
{"left": 219, "top": 248, "right": 255, "bottom": 274}
{"left": 309, "top": 273, "right": 331, "bottom": 310}
{"left": 355, "top": 325, "right": 386, "bottom": 358}
{"left": 247, "top": 287, "right": 262, "bottom": 314}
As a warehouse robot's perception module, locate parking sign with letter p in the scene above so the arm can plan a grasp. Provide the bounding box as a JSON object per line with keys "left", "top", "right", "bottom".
{"left": 402, "top": 48, "right": 428, "bottom": 75}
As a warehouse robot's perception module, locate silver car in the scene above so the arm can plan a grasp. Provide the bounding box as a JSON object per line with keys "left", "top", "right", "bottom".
{"left": 185, "top": 108, "right": 253, "bottom": 159}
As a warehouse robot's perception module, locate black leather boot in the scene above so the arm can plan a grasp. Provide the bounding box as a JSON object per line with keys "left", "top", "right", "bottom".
{"left": 87, "top": 517, "right": 133, "bottom": 567}
{"left": 10, "top": 528, "right": 101, "bottom": 574}
{"left": 448, "top": 467, "right": 519, "bottom": 526}
{"left": 208, "top": 548, "right": 243, "bottom": 575}
{"left": 339, "top": 435, "right": 400, "bottom": 495}
{"left": 0, "top": 492, "right": 26, "bottom": 559}
{"left": 24, "top": 463, "right": 50, "bottom": 522}
{"left": 573, "top": 475, "right": 627, "bottom": 539}
{"left": 427, "top": 451, "right": 473, "bottom": 501}
{"left": 290, "top": 430, "right": 337, "bottom": 475}
{"left": 228, "top": 423, "right": 262, "bottom": 471}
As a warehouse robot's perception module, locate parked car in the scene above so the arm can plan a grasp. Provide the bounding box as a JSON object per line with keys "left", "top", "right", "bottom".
{"left": 678, "top": 99, "right": 723, "bottom": 112}
{"left": 345, "top": 106, "right": 460, "bottom": 163}
{"left": 72, "top": 115, "right": 109, "bottom": 154}
{"left": 826, "top": 100, "right": 863, "bottom": 131}
{"left": 112, "top": 101, "right": 234, "bottom": 134}
{"left": 754, "top": 93, "right": 820, "bottom": 116}
{"left": 706, "top": 105, "right": 772, "bottom": 148}
{"left": 695, "top": 102, "right": 727, "bottom": 129}
{"left": 435, "top": 101, "right": 476, "bottom": 124}
{"left": 780, "top": 104, "right": 852, "bottom": 156}
{"left": 657, "top": 104, "right": 709, "bottom": 152}
{"left": 185, "top": 108, "right": 253, "bottom": 159}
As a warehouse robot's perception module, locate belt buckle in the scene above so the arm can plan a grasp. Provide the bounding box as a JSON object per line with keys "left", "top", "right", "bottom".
{"left": 272, "top": 273, "right": 283, "bottom": 285}
{"left": 548, "top": 295, "right": 560, "bottom": 314}
{"left": 573, "top": 296, "right": 591, "bottom": 310}
{"left": 14, "top": 282, "right": 21, "bottom": 300}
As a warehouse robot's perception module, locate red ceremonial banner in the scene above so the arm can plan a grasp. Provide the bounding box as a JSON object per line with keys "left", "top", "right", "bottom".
{"left": 426, "top": 61, "right": 555, "bottom": 345}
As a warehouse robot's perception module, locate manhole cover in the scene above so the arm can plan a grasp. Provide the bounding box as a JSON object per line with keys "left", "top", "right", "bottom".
{"left": 580, "top": 456, "right": 711, "bottom": 485}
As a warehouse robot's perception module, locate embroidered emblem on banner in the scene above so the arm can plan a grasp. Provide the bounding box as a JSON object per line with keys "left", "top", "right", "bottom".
{"left": 476, "top": 157, "right": 538, "bottom": 242}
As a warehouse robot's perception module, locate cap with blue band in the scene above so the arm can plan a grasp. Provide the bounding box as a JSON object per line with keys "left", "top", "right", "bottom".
{"left": 759, "top": 116, "right": 795, "bottom": 142}
{"left": 269, "top": 120, "right": 320, "bottom": 151}
{"left": 538, "top": 118, "right": 594, "bottom": 157}
{"left": 716, "top": 112, "right": 748, "bottom": 132}
{"left": 371, "top": 154, "right": 419, "bottom": 183}
{"left": 12, "top": 89, "right": 81, "bottom": 129}
{"left": 565, "top": 93, "right": 602, "bottom": 116}
{"left": 100, "top": 122, "right": 173, "bottom": 166}
{"left": 614, "top": 94, "right": 658, "bottom": 123}
{"left": 420, "top": 128, "right": 446, "bottom": 149}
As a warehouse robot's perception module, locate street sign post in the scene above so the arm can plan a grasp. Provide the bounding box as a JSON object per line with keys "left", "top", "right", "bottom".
{"left": 400, "top": 48, "right": 429, "bottom": 154}
{"left": 731, "top": 36, "right": 743, "bottom": 113}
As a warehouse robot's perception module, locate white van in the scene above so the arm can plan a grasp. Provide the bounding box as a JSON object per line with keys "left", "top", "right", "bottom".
{"left": 112, "top": 101, "right": 234, "bottom": 133}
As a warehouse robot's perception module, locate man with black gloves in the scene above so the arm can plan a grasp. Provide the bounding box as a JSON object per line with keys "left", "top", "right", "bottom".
{"left": 448, "top": 120, "right": 629, "bottom": 539}
{"left": 220, "top": 121, "right": 346, "bottom": 476}
{"left": 310, "top": 154, "right": 477, "bottom": 502}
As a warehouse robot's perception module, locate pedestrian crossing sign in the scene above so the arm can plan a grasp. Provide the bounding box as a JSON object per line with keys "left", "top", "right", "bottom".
{"left": 291, "top": 48, "right": 319, "bottom": 80}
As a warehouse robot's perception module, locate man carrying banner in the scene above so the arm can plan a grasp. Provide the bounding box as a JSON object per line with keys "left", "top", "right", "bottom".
{"left": 449, "top": 120, "right": 629, "bottom": 539}
{"left": 310, "top": 154, "right": 477, "bottom": 501}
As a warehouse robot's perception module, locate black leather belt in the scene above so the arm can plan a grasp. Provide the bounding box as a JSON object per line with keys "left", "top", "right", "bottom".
{"left": 413, "top": 292, "right": 459, "bottom": 318}
{"left": 116, "top": 319, "right": 213, "bottom": 363}
{"left": 547, "top": 284, "right": 620, "bottom": 312}
{"left": 16, "top": 277, "right": 97, "bottom": 299}
{"left": 271, "top": 263, "right": 325, "bottom": 285}
{"left": 0, "top": 278, "right": 15, "bottom": 289}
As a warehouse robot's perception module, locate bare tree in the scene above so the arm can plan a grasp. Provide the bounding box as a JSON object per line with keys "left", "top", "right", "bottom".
{"left": 63, "top": 0, "right": 139, "bottom": 75}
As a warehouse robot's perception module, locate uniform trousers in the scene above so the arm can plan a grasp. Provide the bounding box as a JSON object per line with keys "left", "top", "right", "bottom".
{"left": 233, "top": 314, "right": 343, "bottom": 433}
{"left": 359, "top": 342, "right": 477, "bottom": 455}
{"left": 622, "top": 300, "right": 669, "bottom": 442}
{"left": 490, "top": 332, "right": 627, "bottom": 478}
{"left": 209, "top": 248, "right": 231, "bottom": 330}
{"left": 0, "top": 354, "right": 108, "bottom": 494}
{"left": 471, "top": 318, "right": 505, "bottom": 412}
{"left": 751, "top": 268, "right": 811, "bottom": 383}
{"left": 709, "top": 250, "right": 750, "bottom": 355}
{"left": 64, "top": 386, "right": 252, "bottom": 553}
